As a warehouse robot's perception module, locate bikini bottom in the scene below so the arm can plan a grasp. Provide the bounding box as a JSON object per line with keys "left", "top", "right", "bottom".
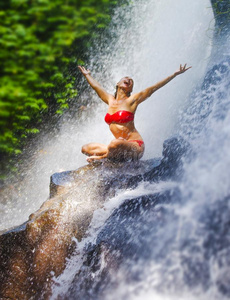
{"left": 128, "top": 140, "right": 144, "bottom": 147}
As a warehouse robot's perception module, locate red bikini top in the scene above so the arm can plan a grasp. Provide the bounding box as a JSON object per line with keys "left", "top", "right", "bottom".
{"left": 105, "top": 110, "right": 134, "bottom": 125}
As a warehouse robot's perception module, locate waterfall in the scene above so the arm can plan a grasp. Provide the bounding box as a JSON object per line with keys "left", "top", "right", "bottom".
{"left": 48, "top": 0, "right": 229, "bottom": 299}
{"left": 0, "top": 0, "right": 213, "bottom": 230}
{"left": 2, "top": 0, "right": 230, "bottom": 298}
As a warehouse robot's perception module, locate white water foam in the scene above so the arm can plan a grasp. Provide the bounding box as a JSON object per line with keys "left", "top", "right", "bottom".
{"left": 51, "top": 180, "right": 177, "bottom": 299}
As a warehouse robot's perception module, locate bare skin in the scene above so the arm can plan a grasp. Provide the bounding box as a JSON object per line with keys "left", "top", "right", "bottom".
{"left": 78, "top": 64, "right": 191, "bottom": 162}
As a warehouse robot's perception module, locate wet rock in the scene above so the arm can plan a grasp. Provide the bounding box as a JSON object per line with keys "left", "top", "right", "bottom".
{"left": 210, "top": 0, "right": 230, "bottom": 63}
{"left": 143, "top": 136, "right": 191, "bottom": 182}
{"left": 211, "top": 0, "right": 230, "bottom": 35}
{"left": 0, "top": 136, "right": 188, "bottom": 299}
{"left": 65, "top": 192, "right": 230, "bottom": 300}
{"left": 65, "top": 188, "right": 182, "bottom": 300}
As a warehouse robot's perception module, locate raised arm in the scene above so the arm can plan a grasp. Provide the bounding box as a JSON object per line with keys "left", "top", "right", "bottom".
{"left": 78, "top": 66, "right": 112, "bottom": 104}
{"left": 133, "top": 64, "right": 192, "bottom": 105}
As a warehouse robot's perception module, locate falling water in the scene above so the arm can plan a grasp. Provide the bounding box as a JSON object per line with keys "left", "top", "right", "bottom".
{"left": 2, "top": 0, "right": 229, "bottom": 298}
{"left": 47, "top": 0, "right": 230, "bottom": 299}
{"left": 3, "top": 0, "right": 229, "bottom": 296}
{"left": 0, "top": 0, "right": 213, "bottom": 230}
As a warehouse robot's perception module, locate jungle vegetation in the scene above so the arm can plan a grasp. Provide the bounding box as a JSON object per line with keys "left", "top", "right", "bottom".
{"left": 0, "top": 0, "right": 124, "bottom": 176}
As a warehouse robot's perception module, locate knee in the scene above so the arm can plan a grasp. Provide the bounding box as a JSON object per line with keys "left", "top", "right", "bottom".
{"left": 81, "top": 144, "right": 89, "bottom": 154}
{"left": 108, "top": 139, "right": 121, "bottom": 150}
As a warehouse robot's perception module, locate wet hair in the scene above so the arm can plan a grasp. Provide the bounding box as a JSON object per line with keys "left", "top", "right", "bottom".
{"left": 114, "top": 85, "right": 119, "bottom": 98}
{"left": 114, "top": 78, "right": 134, "bottom": 99}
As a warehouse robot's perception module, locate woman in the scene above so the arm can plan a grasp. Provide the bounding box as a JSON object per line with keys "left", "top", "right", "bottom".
{"left": 78, "top": 64, "right": 191, "bottom": 162}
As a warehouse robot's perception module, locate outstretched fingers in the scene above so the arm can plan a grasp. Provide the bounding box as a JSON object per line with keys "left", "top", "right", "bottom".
{"left": 78, "top": 65, "right": 91, "bottom": 75}
{"left": 78, "top": 65, "right": 84, "bottom": 72}
{"left": 176, "top": 63, "right": 192, "bottom": 75}
{"left": 181, "top": 63, "right": 192, "bottom": 72}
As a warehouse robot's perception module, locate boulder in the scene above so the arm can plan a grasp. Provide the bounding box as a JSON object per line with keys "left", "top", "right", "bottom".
{"left": 0, "top": 136, "right": 189, "bottom": 299}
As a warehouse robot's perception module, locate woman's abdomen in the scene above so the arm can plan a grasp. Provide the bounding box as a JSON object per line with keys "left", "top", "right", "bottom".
{"left": 109, "top": 123, "right": 143, "bottom": 141}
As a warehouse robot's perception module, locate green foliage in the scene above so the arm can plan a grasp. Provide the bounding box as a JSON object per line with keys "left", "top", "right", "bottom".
{"left": 0, "top": 0, "right": 118, "bottom": 158}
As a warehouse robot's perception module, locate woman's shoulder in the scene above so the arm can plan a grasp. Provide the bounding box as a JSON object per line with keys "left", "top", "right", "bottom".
{"left": 126, "top": 94, "right": 139, "bottom": 109}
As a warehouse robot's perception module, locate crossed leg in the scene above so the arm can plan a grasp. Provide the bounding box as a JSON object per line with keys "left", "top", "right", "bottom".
{"left": 82, "top": 142, "right": 108, "bottom": 158}
{"left": 82, "top": 139, "right": 144, "bottom": 163}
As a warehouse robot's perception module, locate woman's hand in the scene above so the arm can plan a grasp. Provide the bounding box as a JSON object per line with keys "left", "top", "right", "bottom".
{"left": 78, "top": 65, "right": 91, "bottom": 76}
{"left": 174, "top": 64, "right": 192, "bottom": 76}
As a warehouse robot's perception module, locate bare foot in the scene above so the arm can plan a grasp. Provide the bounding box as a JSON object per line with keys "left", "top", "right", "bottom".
{"left": 87, "top": 155, "right": 107, "bottom": 163}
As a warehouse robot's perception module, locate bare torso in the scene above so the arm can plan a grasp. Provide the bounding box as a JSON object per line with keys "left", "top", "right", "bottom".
{"left": 106, "top": 98, "right": 143, "bottom": 141}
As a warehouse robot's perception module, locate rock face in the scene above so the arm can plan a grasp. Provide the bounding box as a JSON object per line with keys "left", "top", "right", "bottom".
{"left": 0, "top": 137, "right": 187, "bottom": 299}
{"left": 210, "top": 0, "right": 230, "bottom": 61}
{"left": 210, "top": 0, "right": 230, "bottom": 35}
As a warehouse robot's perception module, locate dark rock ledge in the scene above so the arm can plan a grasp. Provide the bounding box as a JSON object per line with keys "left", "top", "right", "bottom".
{"left": 0, "top": 136, "right": 188, "bottom": 300}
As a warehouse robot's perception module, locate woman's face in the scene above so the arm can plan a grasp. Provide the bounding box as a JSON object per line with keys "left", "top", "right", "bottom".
{"left": 117, "top": 77, "right": 134, "bottom": 94}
